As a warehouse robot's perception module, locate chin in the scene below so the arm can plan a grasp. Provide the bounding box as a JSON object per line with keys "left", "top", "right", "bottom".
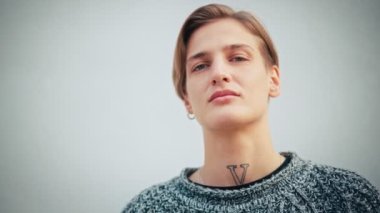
{"left": 203, "top": 110, "right": 255, "bottom": 130}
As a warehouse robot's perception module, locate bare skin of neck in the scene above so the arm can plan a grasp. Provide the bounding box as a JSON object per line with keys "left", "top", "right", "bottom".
{"left": 189, "top": 112, "right": 285, "bottom": 187}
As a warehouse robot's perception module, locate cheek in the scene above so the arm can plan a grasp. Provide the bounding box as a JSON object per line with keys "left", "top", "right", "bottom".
{"left": 242, "top": 74, "right": 270, "bottom": 99}
{"left": 240, "top": 68, "right": 268, "bottom": 86}
{"left": 186, "top": 79, "right": 203, "bottom": 106}
{"left": 187, "top": 75, "right": 209, "bottom": 93}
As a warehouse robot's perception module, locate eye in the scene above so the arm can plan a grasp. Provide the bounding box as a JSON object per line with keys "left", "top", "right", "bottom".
{"left": 192, "top": 63, "right": 209, "bottom": 72}
{"left": 230, "top": 56, "right": 248, "bottom": 62}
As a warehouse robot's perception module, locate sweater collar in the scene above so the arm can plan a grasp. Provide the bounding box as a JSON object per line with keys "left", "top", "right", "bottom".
{"left": 173, "top": 152, "right": 309, "bottom": 204}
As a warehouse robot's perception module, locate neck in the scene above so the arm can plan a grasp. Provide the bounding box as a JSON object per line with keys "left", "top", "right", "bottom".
{"left": 191, "top": 112, "right": 284, "bottom": 187}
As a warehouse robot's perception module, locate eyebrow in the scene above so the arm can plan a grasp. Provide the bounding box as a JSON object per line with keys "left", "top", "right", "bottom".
{"left": 227, "top": 44, "right": 255, "bottom": 52}
{"left": 186, "top": 44, "right": 255, "bottom": 63}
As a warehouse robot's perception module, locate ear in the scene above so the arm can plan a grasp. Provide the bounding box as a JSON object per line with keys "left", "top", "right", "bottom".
{"left": 183, "top": 94, "right": 193, "bottom": 114}
{"left": 268, "top": 65, "right": 281, "bottom": 98}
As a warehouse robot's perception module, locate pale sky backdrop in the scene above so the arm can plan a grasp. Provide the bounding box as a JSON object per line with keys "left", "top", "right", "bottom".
{"left": 1, "top": 0, "right": 379, "bottom": 212}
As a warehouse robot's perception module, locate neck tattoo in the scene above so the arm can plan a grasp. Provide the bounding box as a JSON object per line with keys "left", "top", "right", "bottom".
{"left": 226, "top": 163, "right": 250, "bottom": 185}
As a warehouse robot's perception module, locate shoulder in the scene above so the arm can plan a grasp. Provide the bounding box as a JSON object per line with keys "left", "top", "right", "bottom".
{"left": 310, "top": 162, "right": 376, "bottom": 191}
{"left": 304, "top": 161, "right": 380, "bottom": 211}
{"left": 121, "top": 178, "right": 179, "bottom": 213}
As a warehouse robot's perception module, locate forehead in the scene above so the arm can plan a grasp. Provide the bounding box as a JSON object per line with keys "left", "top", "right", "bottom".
{"left": 187, "top": 18, "right": 262, "bottom": 57}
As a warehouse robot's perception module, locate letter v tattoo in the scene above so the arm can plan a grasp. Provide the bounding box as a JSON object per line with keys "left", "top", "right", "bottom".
{"left": 226, "top": 163, "right": 250, "bottom": 185}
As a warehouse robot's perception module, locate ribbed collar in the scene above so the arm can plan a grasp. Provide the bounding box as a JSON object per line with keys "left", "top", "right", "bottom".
{"left": 171, "top": 152, "right": 310, "bottom": 207}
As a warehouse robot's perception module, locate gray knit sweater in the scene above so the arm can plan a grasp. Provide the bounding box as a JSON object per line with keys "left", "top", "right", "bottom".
{"left": 123, "top": 152, "right": 380, "bottom": 212}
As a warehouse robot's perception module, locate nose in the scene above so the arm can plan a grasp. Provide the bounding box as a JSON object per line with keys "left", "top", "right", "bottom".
{"left": 211, "top": 59, "right": 231, "bottom": 86}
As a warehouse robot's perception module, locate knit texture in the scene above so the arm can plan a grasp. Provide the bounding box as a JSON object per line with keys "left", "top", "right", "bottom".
{"left": 123, "top": 152, "right": 380, "bottom": 212}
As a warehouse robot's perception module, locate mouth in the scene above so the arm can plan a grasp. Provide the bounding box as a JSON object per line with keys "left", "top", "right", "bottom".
{"left": 208, "top": 90, "right": 240, "bottom": 103}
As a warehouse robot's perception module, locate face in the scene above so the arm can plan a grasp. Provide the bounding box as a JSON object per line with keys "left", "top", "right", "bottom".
{"left": 184, "top": 18, "right": 280, "bottom": 130}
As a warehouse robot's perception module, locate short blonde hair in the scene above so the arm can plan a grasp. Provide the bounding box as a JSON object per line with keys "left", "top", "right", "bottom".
{"left": 172, "top": 4, "right": 279, "bottom": 100}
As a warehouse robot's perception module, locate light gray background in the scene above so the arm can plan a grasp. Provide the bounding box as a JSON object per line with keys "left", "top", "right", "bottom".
{"left": 1, "top": 0, "right": 379, "bottom": 212}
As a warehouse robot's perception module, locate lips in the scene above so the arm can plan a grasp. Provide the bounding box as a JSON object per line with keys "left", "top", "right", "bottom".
{"left": 208, "top": 90, "right": 240, "bottom": 102}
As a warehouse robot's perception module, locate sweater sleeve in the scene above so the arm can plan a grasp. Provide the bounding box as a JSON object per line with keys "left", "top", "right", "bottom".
{"left": 121, "top": 193, "right": 146, "bottom": 213}
{"left": 121, "top": 187, "right": 157, "bottom": 213}
{"left": 330, "top": 168, "right": 380, "bottom": 212}
{"left": 121, "top": 183, "right": 175, "bottom": 213}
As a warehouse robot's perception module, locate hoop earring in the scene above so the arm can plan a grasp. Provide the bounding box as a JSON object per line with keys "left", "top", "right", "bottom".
{"left": 187, "top": 113, "right": 195, "bottom": 120}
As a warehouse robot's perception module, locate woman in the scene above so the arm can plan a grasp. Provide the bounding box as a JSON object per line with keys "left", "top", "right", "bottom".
{"left": 123, "top": 4, "right": 379, "bottom": 212}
